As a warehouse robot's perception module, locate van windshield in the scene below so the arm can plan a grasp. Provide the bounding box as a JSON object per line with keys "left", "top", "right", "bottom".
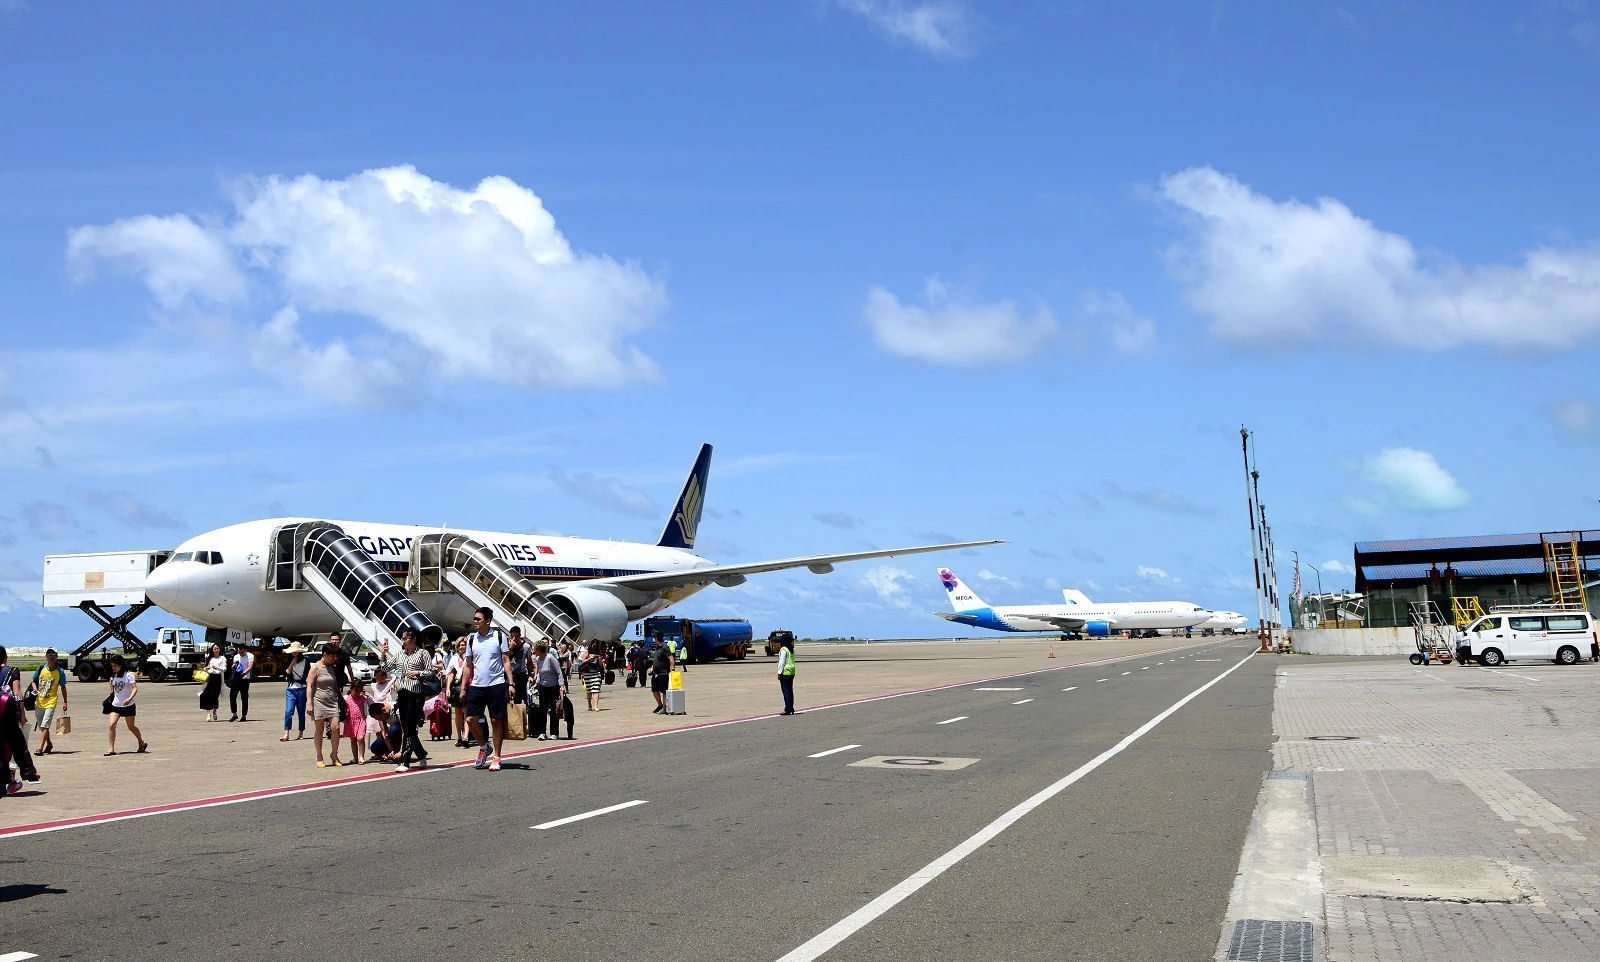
{"left": 1473, "top": 617, "right": 1501, "bottom": 631}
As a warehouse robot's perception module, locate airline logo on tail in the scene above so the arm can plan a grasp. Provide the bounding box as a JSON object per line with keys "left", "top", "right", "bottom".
{"left": 938, "top": 567, "right": 984, "bottom": 611}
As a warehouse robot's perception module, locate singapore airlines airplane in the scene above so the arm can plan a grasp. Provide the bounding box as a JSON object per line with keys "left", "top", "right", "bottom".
{"left": 138, "top": 445, "right": 996, "bottom": 646}
{"left": 933, "top": 569, "right": 1211, "bottom": 636}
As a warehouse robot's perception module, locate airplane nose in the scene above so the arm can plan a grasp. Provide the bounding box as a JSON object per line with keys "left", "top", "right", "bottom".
{"left": 145, "top": 564, "right": 183, "bottom": 610}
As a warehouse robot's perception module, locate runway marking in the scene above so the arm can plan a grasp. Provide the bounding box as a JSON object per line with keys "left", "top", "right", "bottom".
{"left": 0, "top": 640, "right": 1213, "bottom": 840}
{"left": 973, "top": 687, "right": 1023, "bottom": 691}
{"left": 1012, "top": 698, "right": 1033, "bottom": 705}
{"left": 1196, "top": 658, "right": 1221, "bottom": 662}
{"left": 532, "top": 799, "right": 648, "bottom": 830}
{"left": 1140, "top": 666, "right": 1149, "bottom": 670}
{"left": 0, "top": 952, "right": 39, "bottom": 962}
{"left": 849, "top": 756, "right": 978, "bottom": 771}
{"left": 775, "top": 650, "right": 1257, "bottom": 962}
{"left": 1502, "top": 672, "right": 1542, "bottom": 684}
{"left": 1121, "top": 671, "right": 1131, "bottom": 675}
{"left": 1096, "top": 678, "right": 1108, "bottom": 682}
{"left": 808, "top": 744, "right": 862, "bottom": 758}
{"left": 1061, "top": 687, "right": 1076, "bottom": 692}
{"left": 937, "top": 716, "right": 968, "bottom": 725}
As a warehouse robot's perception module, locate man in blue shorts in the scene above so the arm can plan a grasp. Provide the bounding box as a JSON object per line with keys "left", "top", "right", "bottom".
{"left": 462, "top": 607, "right": 513, "bottom": 771}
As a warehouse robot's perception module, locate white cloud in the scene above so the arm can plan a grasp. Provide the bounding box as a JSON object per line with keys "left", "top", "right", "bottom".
{"left": 548, "top": 467, "right": 657, "bottom": 518}
{"left": 863, "top": 565, "right": 917, "bottom": 610}
{"left": 865, "top": 278, "right": 1056, "bottom": 366}
{"left": 1361, "top": 447, "right": 1469, "bottom": 512}
{"left": 1082, "top": 289, "right": 1157, "bottom": 355}
{"left": 1158, "top": 166, "right": 1600, "bottom": 349}
{"left": 1136, "top": 565, "right": 1171, "bottom": 581}
{"left": 836, "top": 0, "right": 977, "bottom": 58}
{"left": 1322, "top": 559, "right": 1352, "bottom": 574}
{"left": 69, "top": 165, "right": 666, "bottom": 400}
{"left": 1548, "top": 397, "right": 1598, "bottom": 441}
{"left": 976, "top": 568, "right": 1014, "bottom": 586}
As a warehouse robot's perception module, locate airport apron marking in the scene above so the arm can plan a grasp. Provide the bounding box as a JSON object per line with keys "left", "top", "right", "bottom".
{"left": 973, "top": 687, "right": 1023, "bottom": 691}
{"left": 532, "top": 799, "right": 648, "bottom": 830}
{"left": 936, "top": 716, "right": 968, "bottom": 725}
{"left": 776, "top": 650, "right": 1258, "bottom": 962}
{"left": 1012, "top": 698, "right": 1034, "bottom": 705}
{"left": 1061, "top": 687, "right": 1077, "bottom": 692}
{"left": 0, "top": 640, "right": 1210, "bottom": 840}
{"left": 807, "top": 744, "right": 862, "bottom": 758}
{"left": 0, "top": 952, "right": 39, "bottom": 962}
{"left": 849, "top": 756, "right": 979, "bottom": 771}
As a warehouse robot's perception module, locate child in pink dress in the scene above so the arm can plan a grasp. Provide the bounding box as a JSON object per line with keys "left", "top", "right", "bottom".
{"left": 343, "top": 680, "right": 370, "bottom": 765}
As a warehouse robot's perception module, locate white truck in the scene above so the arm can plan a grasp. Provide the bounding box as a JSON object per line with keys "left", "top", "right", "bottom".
{"left": 42, "top": 549, "right": 205, "bottom": 681}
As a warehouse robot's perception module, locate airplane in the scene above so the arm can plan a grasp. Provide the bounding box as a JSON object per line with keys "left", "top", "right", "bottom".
{"left": 933, "top": 568, "right": 1212, "bottom": 636}
{"left": 138, "top": 445, "right": 997, "bottom": 646}
{"left": 1193, "top": 609, "right": 1247, "bottom": 633}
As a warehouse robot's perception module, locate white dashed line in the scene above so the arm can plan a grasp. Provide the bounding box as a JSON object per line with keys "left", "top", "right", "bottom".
{"left": 1140, "top": 666, "right": 1149, "bottom": 670}
{"left": 0, "top": 952, "right": 39, "bottom": 962}
{"left": 937, "top": 716, "right": 968, "bottom": 725}
{"left": 532, "top": 799, "right": 649, "bottom": 830}
{"left": 1012, "top": 698, "right": 1034, "bottom": 705}
{"left": 1096, "top": 678, "right": 1108, "bottom": 682}
{"left": 1061, "top": 686, "right": 1077, "bottom": 692}
{"left": 808, "top": 744, "right": 862, "bottom": 758}
{"left": 1121, "top": 671, "right": 1131, "bottom": 676}
{"left": 974, "top": 687, "right": 1023, "bottom": 691}
{"left": 775, "top": 651, "right": 1257, "bottom": 962}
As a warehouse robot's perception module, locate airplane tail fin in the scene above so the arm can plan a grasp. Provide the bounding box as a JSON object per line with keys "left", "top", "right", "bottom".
{"left": 1062, "top": 588, "right": 1093, "bottom": 606}
{"left": 938, "top": 567, "right": 987, "bottom": 612}
{"left": 658, "top": 443, "right": 712, "bottom": 550}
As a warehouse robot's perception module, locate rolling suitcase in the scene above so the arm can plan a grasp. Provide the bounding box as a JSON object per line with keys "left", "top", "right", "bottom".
{"left": 664, "top": 689, "right": 686, "bottom": 715}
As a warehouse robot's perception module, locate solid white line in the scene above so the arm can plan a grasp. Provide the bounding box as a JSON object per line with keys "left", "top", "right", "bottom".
{"left": 1061, "top": 687, "right": 1077, "bottom": 692}
{"left": 532, "top": 799, "right": 648, "bottom": 830}
{"left": 808, "top": 744, "right": 862, "bottom": 758}
{"left": 773, "top": 651, "right": 1256, "bottom": 962}
{"left": 1012, "top": 698, "right": 1034, "bottom": 705}
{"left": 0, "top": 952, "right": 38, "bottom": 962}
{"left": 937, "top": 716, "right": 968, "bottom": 725}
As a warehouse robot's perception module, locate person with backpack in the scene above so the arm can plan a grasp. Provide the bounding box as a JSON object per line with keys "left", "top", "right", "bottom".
{"left": 461, "top": 608, "right": 512, "bottom": 772}
{"left": 649, "top": 640, "right": 675, "bottom": 714}
{"left": 30, "top": 649, "right": 69, "bottom": 755}
{"left": 626, "top": 641, "right": 646, "bottom": 689}
{"left": 507, "top": 627, "right": 530, "bottom": 706}
{"left": 279, "top": 642, "right": 310, "bottom": 741}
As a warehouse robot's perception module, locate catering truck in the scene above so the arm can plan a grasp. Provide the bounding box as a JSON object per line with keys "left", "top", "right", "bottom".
{"left": 640, "top": 616, "right": 753, "bottom": 662}
{"left": 43, "top": 549, "right": 201, "bottom": 681}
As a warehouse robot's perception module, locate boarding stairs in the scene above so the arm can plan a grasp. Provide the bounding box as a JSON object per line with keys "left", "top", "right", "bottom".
{"left": 1541, "top": 532, "right": 1588, "bottom": 611}
{"left": 1451, "top": 595, "right": 1487, "bottom": 629}
{"left": 406, "top": 532, "right": 579, "bottom": 646}
{"left": 267, "top": 521, "right": 442, "bottom": 649}
{"left": 1408, "top": 600, "right": 1456, "bottom": 664}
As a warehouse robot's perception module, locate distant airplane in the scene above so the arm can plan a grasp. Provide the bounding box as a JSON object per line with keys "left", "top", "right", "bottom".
{"left": 99, "top": 445, "right": 996, "bottom": 648}
{"left": 1192, "top": 609, "right": 1247, "bottom": 633}
{"left": 933, "top": 568, "right": 1211, "bottom": 636}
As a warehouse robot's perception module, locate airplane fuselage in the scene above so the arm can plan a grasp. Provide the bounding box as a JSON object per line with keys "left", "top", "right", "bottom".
{"left": 942, "top": 601, "right": 1211, "bottom": 634}
{"left": 146, "top": 518, "right": 716, "bottom": 639}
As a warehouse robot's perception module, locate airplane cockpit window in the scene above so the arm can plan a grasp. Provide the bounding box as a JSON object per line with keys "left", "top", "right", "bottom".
{"left": 209, "top": 552, "right": 223, "bottom": 564}
{"left": 171, "top": 552, "right": 194, "bottom": 563}
{"left": 191, "top": 551, "right": 223, "bottom": 565}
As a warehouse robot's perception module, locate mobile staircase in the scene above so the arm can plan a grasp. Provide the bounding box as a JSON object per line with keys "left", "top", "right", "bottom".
{"left": 1542, "top": 532, "right": 1589, "bottom": 611}
{"left": 406, "top": 532, "right": 578, "bottom": 647}
{"left": 267, "top": 521, "right": 443, "bottom": 649}
{"left": 1451, "top": 596, "right": 1488, "bottom": 629}
{"left": 1408, "top": 600, "right": 1456, "bottom": 665}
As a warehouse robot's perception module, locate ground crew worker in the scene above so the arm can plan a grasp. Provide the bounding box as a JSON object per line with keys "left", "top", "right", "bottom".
{"left": 776, "top": 636, "right": 796, "bottom": 715}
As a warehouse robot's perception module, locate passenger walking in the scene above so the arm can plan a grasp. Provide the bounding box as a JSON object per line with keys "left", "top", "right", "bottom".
{"left": 776, "top": 636, "right": 797, "bottom": 715}
{"left": 462, "top": 608, "right": 512, "bottom": 771}
{"left": 307, "top": 643, "right": 344, "bottom": 767}
{"left": 395, "top": 628, "right": 433, "bottom": 771}
{"left": 445, "top": 637, "right": 469, "bottom": 747}
{"left": 0, "top": 647, "right": 40, "bottom": 783}
{"left": 649, "top": 640, "right": 674, "bottom": 714}
{"left": 507, "top": 628, "right": 529, "bottom": 706}
{"left": 533, "top": 641, "right": 566, "bottom": 741}
{"left": 105, "top": 654, "right": 148, "bottom": 755}
{"left": 278, "top": 642, "right": 309, "bottom": 740}
{"left": 579, "top": 642, "right": 604, "bottom": 711}
{"left": 228, "top": 645, "right": 254, "bottom": 722}
{"left": 30, "top": 649, "right": 69, "bottom": 756}
{"left": 343, "top": 679, "right": 371, "bottom": 765}
{"left": 200, "top": 643, "right": 227, "bottom": 722}
{"left": 626, "top": 641, "right": 645, "bottom": 689}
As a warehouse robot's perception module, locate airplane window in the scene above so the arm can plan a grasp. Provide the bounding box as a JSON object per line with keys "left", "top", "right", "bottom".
{"left": 172, "top": 552, "right": 193, "bottom": 563}
{"left": 210, "top": 552, "right": 223, "bottom": 564}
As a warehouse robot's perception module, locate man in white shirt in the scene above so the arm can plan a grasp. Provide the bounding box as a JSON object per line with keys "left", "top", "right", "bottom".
{"left": 229, "top": 646, "right": 255, "bottom": 722}
{"left": 462, "top": 608, "right": 513, "bottom": 771}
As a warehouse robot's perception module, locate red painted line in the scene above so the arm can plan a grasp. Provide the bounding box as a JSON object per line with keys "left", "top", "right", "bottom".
{"left": 0, "top": 640, "right": 1210, "bottom": 839}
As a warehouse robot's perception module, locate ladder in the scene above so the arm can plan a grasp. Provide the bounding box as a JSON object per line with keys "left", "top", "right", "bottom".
{"left": 1451, "top": 595, "right": 1487, "bottom": 629}
{"left": 1408, "top": 600, "right": 1455, "bottom": 663}
{"left": 1541, "top": 532, "right": 1588, "bottom": 611}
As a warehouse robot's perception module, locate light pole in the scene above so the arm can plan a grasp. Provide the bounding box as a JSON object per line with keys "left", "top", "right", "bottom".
{"left": 1306, "top": 563, "right": 1322, "bottom": 625}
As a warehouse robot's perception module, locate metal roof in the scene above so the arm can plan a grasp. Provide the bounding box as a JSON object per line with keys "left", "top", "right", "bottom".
{"left": 1354, "top": 531, "right": 1600, "bottom": 554}
{"left": 1359, "top": 558, "right": 1600, "bottom": 582}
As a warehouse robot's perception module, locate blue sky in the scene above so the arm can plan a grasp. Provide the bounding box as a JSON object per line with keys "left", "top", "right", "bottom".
{"left": 3, "top": 1, "right": 1599, "bottom": 646}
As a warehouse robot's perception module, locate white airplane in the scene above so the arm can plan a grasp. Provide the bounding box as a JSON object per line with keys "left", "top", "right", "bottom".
{"left": 1193, "top": 609, "right": 1247, "bottom": 633}
{"left": 139, "top": 445, "right": 996, "bottom": 646}
{"left": 933, "top": 569, "right": 1211, "bottom": 636}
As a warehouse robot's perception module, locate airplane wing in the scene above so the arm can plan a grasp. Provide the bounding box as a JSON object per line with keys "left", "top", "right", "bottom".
{"left": 1018, "top": 614, "right": 1089, "bottom": 630}
{"left": 557, "top": 541, "right": 1002, "bottom": 594}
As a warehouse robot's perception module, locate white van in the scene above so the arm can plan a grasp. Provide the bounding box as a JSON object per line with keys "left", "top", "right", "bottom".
{"left": 1456, "top": 609, "right": 1597, "bottom": 667}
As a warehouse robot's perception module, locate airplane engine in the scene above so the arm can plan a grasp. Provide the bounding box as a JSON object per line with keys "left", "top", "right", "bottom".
{"left": 546, "top": 586, "right": 630, "bottom": 643}
{"left": 1085, "top": 620, "right": 1114, "bottom": 637}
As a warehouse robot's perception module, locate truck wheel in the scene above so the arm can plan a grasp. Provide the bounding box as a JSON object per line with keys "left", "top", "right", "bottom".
{"left": 75, "top": 661, "right": 99, "bottom": 682}
{"left": 1556, "top": 646, "right": 1580, "bottom": 666}
{"left": 1408, "top": 652, "right": 1424, "bottom": 665}
{"left": 146, "top": 662, "right": 167, "bottom": 683}
{"left": 1480, "top": 648, "right": 1504, "bottom": 667}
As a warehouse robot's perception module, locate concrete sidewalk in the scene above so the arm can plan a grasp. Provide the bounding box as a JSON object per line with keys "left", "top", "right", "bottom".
{"left": 1219, "top": 656, "right": 1600, "bottom": 961}
{"left": 2, "top": 636, "right": 1207, "bottom": 831}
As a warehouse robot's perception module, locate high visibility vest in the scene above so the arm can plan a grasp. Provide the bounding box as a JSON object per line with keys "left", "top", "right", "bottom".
{"left": 779, "top": 647, "right": 796, "bottom": 677}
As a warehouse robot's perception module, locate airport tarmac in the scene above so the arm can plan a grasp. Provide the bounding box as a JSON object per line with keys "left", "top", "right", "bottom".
{"left": 1, "top": 636, "right": 1271, "bottom": 961}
